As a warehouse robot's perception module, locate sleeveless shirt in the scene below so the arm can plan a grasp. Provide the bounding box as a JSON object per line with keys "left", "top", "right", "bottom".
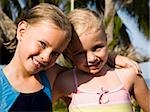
{"left": 69, "top": 69, "right": 133, "bottom": 112}
{"left": 0, "top": 67, "right": 52, "bottom": 112}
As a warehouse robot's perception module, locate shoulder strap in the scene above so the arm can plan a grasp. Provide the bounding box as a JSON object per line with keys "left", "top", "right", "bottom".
{"left": 39, "top": 71, "right": 52, "bottom": 100}
{"left": 114, "top": 69, "right": 129, "bottom": 91}
{"left": 114, "top": 69, "right": 124, "bottom": 84}
{"left": 72, "top": 69, "right": 78, "bottom": 93}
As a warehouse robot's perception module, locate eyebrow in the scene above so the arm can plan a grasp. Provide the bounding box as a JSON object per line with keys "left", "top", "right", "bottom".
{"left": 41, "top": 39, "right": 51, "bottom": 48}
{"left": 42, "top": 39, "right": 62, "bottom": 53}
{"left": 94, "top": 39, "right": 106, "bottom": 44}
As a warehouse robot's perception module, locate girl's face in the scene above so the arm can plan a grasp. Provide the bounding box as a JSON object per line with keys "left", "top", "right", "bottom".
{"left": 70, "top": 30, "right": 108, "bottom": 74}
{"left": 16, "top": 21, "right": 68, "bottom": 74}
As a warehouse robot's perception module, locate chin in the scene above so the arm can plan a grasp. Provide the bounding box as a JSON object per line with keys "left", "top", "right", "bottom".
{"left": 89, "top": 69, "right": 100, "bottom": 74}
{"left": 79, "top": 67, "right": 100, "bottom": 74}
{"left": 25, "top": 64, "right": 41, "bottom": 74}
{"left": 89, "top": 65, "right": 104, "bottom": 74}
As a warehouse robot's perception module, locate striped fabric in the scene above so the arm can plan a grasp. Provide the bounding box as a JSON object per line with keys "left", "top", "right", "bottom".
{"left": 69, "top": 104, "right": 132, "bottom": 112}
{"left": 69, "top": 69, "right": 133, "bottom": 112}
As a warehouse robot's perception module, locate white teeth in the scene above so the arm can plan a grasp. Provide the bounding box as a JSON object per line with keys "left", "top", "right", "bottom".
{"left": 33, "top": 58, "right": 41, "bottom": 68}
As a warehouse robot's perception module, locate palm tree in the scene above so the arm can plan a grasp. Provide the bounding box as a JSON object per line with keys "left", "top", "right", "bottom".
{"left": 67, "top": 0, "right": 149, "bottom": 61}
{"left": 0, "top": 0, "right": 149, "bottom": 61}
{"left": 0, "top": 2, "right": 17, "bottom": 64}
{"left": 0, "top": 0, "right": 148, "bottom": 111}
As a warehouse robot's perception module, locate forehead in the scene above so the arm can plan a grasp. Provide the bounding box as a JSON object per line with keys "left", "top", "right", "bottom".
{"left": 29, "top": 22, "right": 68, "bottom": 51}
{"left": 68, "top": 30, "right": 107, "bottom": 54}
{"left": 79, "top": 30, "right": 106, "bottom": 48}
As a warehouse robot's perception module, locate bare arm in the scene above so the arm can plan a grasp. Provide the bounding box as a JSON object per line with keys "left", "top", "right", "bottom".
{"left": 132, "top": 74, "right": 150, "bottom": 112}
{"left": 108, "top": 52, "right": 141, "bottom": 74}
{"left": 117, "top": 67, "right": 149, "bottom": 112}
{"left": 52, "top": 70, "right": 74, "bottom": 103}
{"left": 46, "top": 63, "right": 68, "bottom": 88}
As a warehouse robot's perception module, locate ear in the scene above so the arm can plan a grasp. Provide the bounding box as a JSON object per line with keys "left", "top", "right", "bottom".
{"left": 16, "top": 21, "right": 28, "bottom": 41}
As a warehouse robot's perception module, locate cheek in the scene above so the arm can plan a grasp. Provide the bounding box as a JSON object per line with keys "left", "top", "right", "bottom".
{"left": 21, "top": 44, "right": 41, "bottom": 63}
{"left": 96, "top": 48, "right": 108, "bottom": 60}
{"left": 73, "top": 56, "right": 86, "bottom": 66}
{"left": 42, "top": 57, "right": 57, "bottom": 70}
{"left": 101, "top": 49, "right": 108, "bottom": 61}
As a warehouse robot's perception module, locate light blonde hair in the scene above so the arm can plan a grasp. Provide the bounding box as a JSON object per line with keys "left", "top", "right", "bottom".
{"left": 18, "top": 3, "right": 72, "bottom": 41}
{"left": 57, "top": 8, "right": 105, "bottom": 68}
{"left": 68, "top": 8, "right": 104, "bottom": 37}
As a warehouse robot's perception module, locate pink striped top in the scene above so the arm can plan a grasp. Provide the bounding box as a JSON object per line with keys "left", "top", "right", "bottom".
{"left": 69, "top": 69, "right": 133, "bottom": 112}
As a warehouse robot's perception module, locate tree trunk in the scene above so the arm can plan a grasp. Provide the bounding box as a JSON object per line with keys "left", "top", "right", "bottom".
{"left": 0, "top": 9, "right": 17, "bottom": 64}
{"left": 104, "top": 0, "right": 115, "bottom": 44}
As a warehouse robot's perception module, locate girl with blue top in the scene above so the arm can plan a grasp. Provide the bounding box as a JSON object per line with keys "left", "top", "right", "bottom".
{"left": 0, "top": 3, "right": 72, "bottom": 111}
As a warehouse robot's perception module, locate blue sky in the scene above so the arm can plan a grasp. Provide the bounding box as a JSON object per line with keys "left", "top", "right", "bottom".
{"left": 117, "top": 8, "right": 150, "bottom": 57}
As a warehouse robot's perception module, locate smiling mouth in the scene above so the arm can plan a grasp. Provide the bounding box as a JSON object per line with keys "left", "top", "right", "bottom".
{"left": 32, "top": 56, "right": 49, "bottom": 69}
{"left": 88, "top": 61, "right": 101, "bottom": 69}
{"left": 33, "top": 58, "right": 41, "bottom": 68}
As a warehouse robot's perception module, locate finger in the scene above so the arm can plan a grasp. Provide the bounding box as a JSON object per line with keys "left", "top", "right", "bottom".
{"left": 132, "top": 61, "right": 142, "bottom": 74}
{"left": 124, "top": 62, "right": 138, "bottom": 74}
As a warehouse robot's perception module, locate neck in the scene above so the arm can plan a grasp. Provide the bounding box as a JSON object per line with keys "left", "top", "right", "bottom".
{"left": 4, "top": 56, "right": 33, "bottom": 79}
{"left": 93, "top": 64, "right": 113, "bottom": 77}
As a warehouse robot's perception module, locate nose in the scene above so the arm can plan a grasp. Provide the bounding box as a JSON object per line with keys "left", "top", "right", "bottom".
{"left": 87, "top": 51, "right": 96, "bottom": 63}
{"left": 40, "top": 49, "right": 52, "bottom": 63}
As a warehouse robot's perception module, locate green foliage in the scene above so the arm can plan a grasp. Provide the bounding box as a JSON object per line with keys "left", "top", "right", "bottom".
{"left": 131, "top": 96, "right": 143, "bottom": 112}
{"left": 121, "top": 0, "right": 149, "bottom": 38}
{"left": 108, "top": 15, "right": 122, "bottom": 51}
{"left": 113, "top": 15, "right": 122, "bottom": 37}
{"left": 104, "top": 16, "right": 113, "bottom": 30}
{"left": 56, "top": 54, "right": 73, "bottom": 68}
{"left": 53, "top": 99, "right": 68, "bottom": 112}
{"left": 109, "top": 14, "right": 132, "bottom": 56}
{"left": 0, "top": 0, "right": 8, "bottom": 8}
{"left": 0, "top": 0, "right": 147, "bottom": 111}
{"left": 1, "top": 0, "right": 148, "bottom": 39}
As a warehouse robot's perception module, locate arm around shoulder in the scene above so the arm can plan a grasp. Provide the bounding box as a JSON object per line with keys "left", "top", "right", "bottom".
{"left": 46, "top": 63, "right": 68, "bottom": 88}
{"left": 52, "top": 69, "right": 75, "bottom": 103}
{"left": 132, "top": 72, "right": 150, "bottom": 112}
{"left": 118, "top": 67, "right": 149, "bottom": 112}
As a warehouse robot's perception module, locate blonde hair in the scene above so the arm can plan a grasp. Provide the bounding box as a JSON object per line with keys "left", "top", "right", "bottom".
{"left": 68, "top": 8, "right": 104, "bottom": 37}
{"left": 57, "top": 8, "right": 105, "bottom": 68}
{"left": 18, "top": 3, "right": 72, "bottom": 41}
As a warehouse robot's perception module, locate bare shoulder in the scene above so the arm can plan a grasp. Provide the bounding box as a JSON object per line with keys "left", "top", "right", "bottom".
{"left": 55, "top": 69, "right": 73, "bottom": 85}
{"left": 117, "top": 69, "right": 149, "bottom": 112}
{"left": 116, "top": 68, "right": 137, "bottom": 90}
{"left": 117, "top": 67, "right": 137, "bottom": 79}
{"left": 52, "top": 69, "right": 75, "bottom": 102}
{"left": 53, "top": 69, "right": 76, "bottom": 96}
{"left": 45, "top": 64, "right": 67, "bottom": 87}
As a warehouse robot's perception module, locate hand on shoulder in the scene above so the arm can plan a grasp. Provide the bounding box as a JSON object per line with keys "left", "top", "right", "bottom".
{"left": 116, "top": 67, "right": 137, "bottom": 90}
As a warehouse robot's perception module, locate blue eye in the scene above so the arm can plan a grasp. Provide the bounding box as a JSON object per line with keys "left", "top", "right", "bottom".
{"left": 93, "top": 45, "right": 104, "bottom": 51}
{"left": 40, "top": 41, "right": 46, "bottom": 49}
